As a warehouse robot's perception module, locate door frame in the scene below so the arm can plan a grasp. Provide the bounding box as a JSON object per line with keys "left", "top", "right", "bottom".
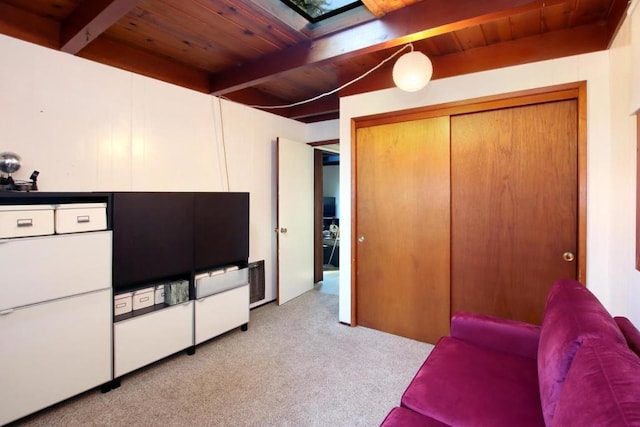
{"left": 350, "top": 81, "right": 588, "bottom": 326}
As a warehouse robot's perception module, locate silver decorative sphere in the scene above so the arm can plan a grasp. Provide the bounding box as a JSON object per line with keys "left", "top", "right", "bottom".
{"left": 0, "top": 152, "right": 22, "bottom": 174}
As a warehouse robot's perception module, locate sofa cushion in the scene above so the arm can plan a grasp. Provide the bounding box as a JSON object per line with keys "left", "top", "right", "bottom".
{"left": 450, "top": 311, "right": 540, "bottom": 359}
{"left": 380, "top": 407, "right": 451, "bottom": 427}
{"left": 537, "top": 279, "right": 627, "bottom": 426}
{"left": 615, "top": 316, "right": 640, "bottom": 356}
{"left": 401, "top": 337, "right": 544, "bottom": 427}
{"left": 551, "top": 339, "right": 640, "bottom": 426}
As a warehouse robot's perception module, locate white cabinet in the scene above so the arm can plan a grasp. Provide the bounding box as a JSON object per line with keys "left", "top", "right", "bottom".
{"left": 0, "top": 201, "right": 112, "bottom": 425}
{"left": 0, "top": 289, "right": 112, "bottom": 426}
{"left": 195, "top": 284, "right": 249, "bottom": 345}
{"left": 114, "top": 301, "right": 194, "bottom": 377}
{"left": 0, "top": 231, "right": 112, "bottom": 311}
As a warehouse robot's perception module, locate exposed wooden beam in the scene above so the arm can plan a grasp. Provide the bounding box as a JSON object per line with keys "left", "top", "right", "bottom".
{"left": 340, "top": 23, "right": 610, "bottom": 96}
{"left": 361, "top": 0, "right": 387, "bottom": 18}
{"left": 606, "top": 0, "right": 631, "bottom": 48}
{"left": 0, "top": 2, "right": 59, "bottom": 49}
{"left": 288, "top": 93, "right": 339, "bottom": 120}
{"left": 78, "top": 37, "right": 211, "bottom": 93}
{"left": 61, "top": 0, "right": 141, "bottom": 54}
{"left": 361, "top": 0, "right": 426, "bottom": 18}
{"left": 209, "top": 0, "right": 552, "bottom": 95}
{"left": 224, "top": 88, "right": 338, "bottom": 121}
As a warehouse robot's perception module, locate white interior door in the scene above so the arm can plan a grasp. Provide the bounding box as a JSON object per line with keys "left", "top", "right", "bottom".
{"left": 277, "top": 137, "right": 314, "bottom": 304}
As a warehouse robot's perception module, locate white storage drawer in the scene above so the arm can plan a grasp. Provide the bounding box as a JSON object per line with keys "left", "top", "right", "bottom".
{"left": 195, "top": 284, "right": 249, "bottom": 345}
{"left": 55, "top": 203, "right": 107, "bottom": 234}
{"left": 0, "top": 204, "right": 54, "bottom": 239}
{"left": 114, "top": 301, "right": 194, "bottom": 377}
{"left": 195, "top": 267, "right": 248, "bottom": 298}
{"left": 0, "top": 289, "right": 112, "bottom": 426}
{"left": 0, "top": 231, "right": 112, "bottom": 311}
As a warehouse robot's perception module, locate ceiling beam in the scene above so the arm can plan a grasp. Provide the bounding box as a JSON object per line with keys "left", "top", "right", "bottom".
{"left": 288, "top": 93, "right": 339, "bottom": 120}
{"left": 224, "top": 88, "right": 338, "bottom": 122}
{"left": 61, "top": 0, "right": 141, "bottom": 54}
{"left": 209, "top": 0, "right": 554, "bottom": 95}
{"left": 340, "top": 23, "right": 610, "bottom": 97}
{"left": 606, "top": 0, "right": 631, "bottom": 48}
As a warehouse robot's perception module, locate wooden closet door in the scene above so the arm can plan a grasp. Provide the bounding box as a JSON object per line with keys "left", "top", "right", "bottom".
{"left": 450, "top": 100, "right": 578, "bottom": 325}
{"left": 355, "top": 117, "right": 451, "bottom": 344}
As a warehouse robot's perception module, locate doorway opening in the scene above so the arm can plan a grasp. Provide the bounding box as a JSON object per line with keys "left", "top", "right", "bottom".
{"left": 314, "top": 146, "right": 340, "bottom": 295}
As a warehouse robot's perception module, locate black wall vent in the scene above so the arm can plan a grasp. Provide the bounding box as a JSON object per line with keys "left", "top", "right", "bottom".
{"left": 249, "top": 260, "right": 265, "bottom": 304}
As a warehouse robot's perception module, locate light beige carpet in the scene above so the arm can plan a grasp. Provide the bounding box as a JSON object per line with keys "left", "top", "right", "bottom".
{"left": 12, "top": 289, "right": 433, "bottom": 427}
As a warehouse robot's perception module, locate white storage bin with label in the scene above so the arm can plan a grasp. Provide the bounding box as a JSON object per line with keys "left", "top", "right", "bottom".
{"left": 0, "top": 204, "right": 54, "bottom": 239}
{"left": 55, "top": 203, "right": 107, "bottom": 234}
{"left": 154, "top": 285, "right": 165, "bottom": 305}
{"left": 195, "top": 267, "right": 248, "bottom": 298}
{"left": 132, "top": 287, "right": 155, "bottom": 311}
{"left": 114, "top": 292, "right": 133, "bottom": 316}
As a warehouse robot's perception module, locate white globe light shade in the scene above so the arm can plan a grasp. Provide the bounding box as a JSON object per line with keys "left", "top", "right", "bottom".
{"left": 392, "top": 51, "right": 433, "bottom": 92}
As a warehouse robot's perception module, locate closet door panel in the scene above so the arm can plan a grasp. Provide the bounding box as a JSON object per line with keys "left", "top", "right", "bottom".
{"left": 355, "top": 116, "right": 451, "bottom": 344}
{"left": 450, "top": 100, "right": 578, "bottom": 324}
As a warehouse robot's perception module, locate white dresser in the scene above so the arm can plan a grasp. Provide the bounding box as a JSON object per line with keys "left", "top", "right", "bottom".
{"left": 0, "top": 202, "right": 112, "bottom": 426}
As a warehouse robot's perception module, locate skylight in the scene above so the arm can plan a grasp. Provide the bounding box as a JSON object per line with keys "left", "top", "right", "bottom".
{"left": 280, "top": 0, "right": 364, "bottom": 23}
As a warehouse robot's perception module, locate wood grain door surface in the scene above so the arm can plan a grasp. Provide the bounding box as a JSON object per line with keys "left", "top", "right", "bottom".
{"left": 355, "top": 117, "right": 451, "bottom": 344}
{"left": 450, "top": 100, "right": 578, "bottom": 324}
{"left": 354, "top": 98, "right": 579, "bottom": 341}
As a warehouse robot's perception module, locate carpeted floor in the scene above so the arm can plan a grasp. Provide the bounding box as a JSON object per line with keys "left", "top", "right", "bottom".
{"left": 11, "top": 288, "right": 433, "bottom": 427}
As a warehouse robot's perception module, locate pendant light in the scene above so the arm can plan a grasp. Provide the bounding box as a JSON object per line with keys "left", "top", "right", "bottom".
{"left": 392, "top": 45, "right": 433, "bottom": 92}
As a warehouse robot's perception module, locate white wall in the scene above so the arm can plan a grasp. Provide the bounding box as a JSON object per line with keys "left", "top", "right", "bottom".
{"left": 0, "top": 33, "right": 313, "bottom": 307}
{"left": 607, "top": 8, "right": 640, "bottom": 324}
{"left": 339, "top": 22, "right": 640, "bottom": 325}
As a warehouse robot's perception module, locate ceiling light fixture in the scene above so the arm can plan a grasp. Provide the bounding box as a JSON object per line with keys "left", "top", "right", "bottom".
{"left": 392, "top": 44, "right": 433, "bottom": 92}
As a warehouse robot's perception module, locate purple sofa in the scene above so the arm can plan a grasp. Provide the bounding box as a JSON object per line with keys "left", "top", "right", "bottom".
{"left": 381, "top": 279, "right": 640, "bottom": 426}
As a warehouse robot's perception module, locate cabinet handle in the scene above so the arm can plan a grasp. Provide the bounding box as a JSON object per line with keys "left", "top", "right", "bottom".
{"left": 0, "top": 308, "right": 15, "bottom": 315}
{"left": 76, "top": 215, "right": 91, "bottom": 223}
{"left": 16, "top": 218, "right": 33, "bottom": 227}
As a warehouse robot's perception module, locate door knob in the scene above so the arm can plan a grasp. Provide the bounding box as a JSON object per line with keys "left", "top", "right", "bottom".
{"left": 280, "top": 227, "right": 288, "bottom": 234}
{"left": 358, "top": 235, "right": 365, "bottom": 243}
{"left": 562, "top": 252, "right": 575, "bottom": 262}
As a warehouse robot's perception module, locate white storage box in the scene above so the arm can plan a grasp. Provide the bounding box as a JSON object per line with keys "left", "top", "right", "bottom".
{"left": 195, "top": 267, "right": 248, "bottom": 299}
{"left": 114, "top": 292, "right": 133, "bottom": 316}
{"left": 55, "top": 203, "right": 107, "bottom": 234}
{"left": 132, "top": 287, "right": 155, "bottom": 311}
{"left": 0, "top": 204, "right": 54, "bottom": 239}
{"left": 165, "top": 280, "right": 189, "bottom": 305}
{"left": 154, "top": 285, "right": 166, "bottom": 305}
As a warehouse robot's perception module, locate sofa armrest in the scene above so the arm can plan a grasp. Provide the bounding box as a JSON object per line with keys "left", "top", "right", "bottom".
{"left": 450, "top": 311, "right": 541, "bottom": 359}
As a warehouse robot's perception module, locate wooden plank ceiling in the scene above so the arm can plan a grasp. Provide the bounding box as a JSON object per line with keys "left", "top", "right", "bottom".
{"left": 0, "top": 0, "right": 629, "bottom": 122}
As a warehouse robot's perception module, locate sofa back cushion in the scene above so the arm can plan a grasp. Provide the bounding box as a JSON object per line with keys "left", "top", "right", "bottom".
{"left": 551, "top": 339, "right": 640, "bottom": 426}
{"left": 537, "top": 279, "right": 626, "bottom": 425}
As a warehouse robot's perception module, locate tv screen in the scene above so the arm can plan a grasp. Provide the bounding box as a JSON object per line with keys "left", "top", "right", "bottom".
{"left": 323, "top": 196, "right": 336, "bottom": 217}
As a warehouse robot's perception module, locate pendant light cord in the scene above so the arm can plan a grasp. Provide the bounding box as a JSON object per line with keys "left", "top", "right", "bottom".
{"left": 239, "top": 43, "right": 414, "bottom": 110}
